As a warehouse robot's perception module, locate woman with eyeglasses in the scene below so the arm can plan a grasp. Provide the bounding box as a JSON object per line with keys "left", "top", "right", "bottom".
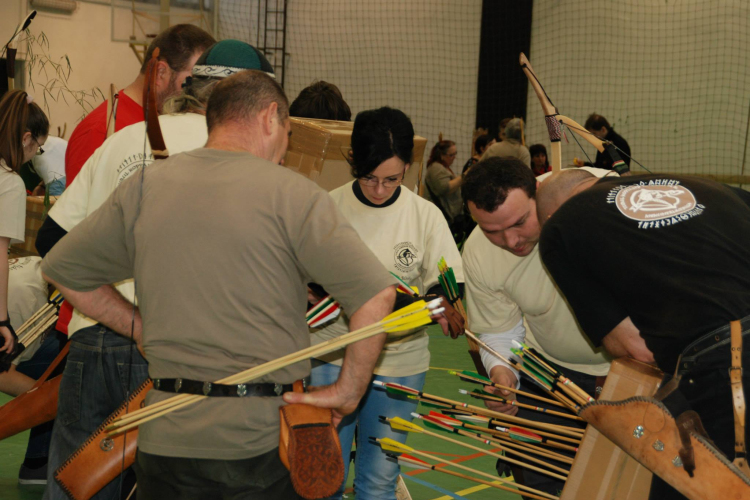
{"left": 308, "top": 106, "right": 465, "bottom": 500}
{"left": 0, "top": 90, "right": 49, "bottom": 354}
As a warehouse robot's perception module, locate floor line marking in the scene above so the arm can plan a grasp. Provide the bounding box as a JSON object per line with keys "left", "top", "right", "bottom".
{"left": 404, "top": 447, "right": 503, "bottom": 476}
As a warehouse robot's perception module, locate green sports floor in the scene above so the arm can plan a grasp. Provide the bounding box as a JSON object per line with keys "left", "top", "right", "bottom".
{"left": 0, "top": 326, "right": 522, "bottom": 500}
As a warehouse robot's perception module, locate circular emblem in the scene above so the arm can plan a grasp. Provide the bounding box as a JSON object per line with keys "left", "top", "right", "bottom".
{"left": 393, "top": 242, "right": 419, "bottom": 273}
{"left": 615, "top": 184, "right": 697, "bottom": 222}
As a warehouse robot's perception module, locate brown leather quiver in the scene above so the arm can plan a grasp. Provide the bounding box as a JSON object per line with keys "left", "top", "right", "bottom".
{"left": 54, "top": 378, "right": 153, "bottom": 500}
{"left": 0, "top": 374, "right": 61, "bottom": 440}
{"left": 580, "top": 396, "right": 750, "bottom": 500}
{"left": 279, "top": 393, "right": 344, "bottom": 499}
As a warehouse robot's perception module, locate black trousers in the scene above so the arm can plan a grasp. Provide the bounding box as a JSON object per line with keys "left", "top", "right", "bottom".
{"left": 134, "top": 448, "right": 302, "bottom": 500}
{"left": 496, "top": 363, "right": 597, "bottom": 499}
{"left": 649, "top": 340, "right": 750, "bottom": 500}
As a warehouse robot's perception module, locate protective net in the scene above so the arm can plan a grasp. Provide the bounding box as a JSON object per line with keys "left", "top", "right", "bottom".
{"left": 216, "top": 0, "right": 749, "bottom": 183}
{"left": 525, "top": 0, "right": 750, "bottom": 183}
{"left": 218, "top": 0, "right": 483, "bottom": 171}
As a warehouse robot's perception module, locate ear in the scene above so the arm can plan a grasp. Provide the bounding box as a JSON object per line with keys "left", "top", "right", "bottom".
{"left": 260, "top": 102, "right": 280, "bottom": 136}
{"left": 21, "top": 131, "right": 32, "bottom": 146}
{"left": 404, "top": 163, "right": 411, "bottom": 173}
{"left": 154, "top": 60, "right": 172, "bottom": 90}
{"left": 536, "top": 180, "right": 540, "bottom": 189}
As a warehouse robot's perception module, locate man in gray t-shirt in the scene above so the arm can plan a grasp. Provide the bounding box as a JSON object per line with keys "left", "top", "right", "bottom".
{"left": 42, "top": 70, "right": 396, "bottom": 498}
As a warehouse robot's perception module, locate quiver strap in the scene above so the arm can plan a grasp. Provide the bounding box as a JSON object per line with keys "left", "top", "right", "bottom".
{"left": 279, "top": 383, "right": 344, "bottom": 499}
{"left": 580, "top": 397, "right": 750, "bottom": 499}
{"left": 730, "top": 320, "right": 749, "bottom": 474}
{"left": 0, "top": 341, "right": 68, "bottom": 440}
{"left": 54, "top": 378, "right": 153, "bottom": 500}
{"left": 142, "top": 48, "right": 168, "bottom": 160}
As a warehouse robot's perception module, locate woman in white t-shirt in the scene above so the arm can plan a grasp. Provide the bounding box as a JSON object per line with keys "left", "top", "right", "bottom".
{"left": 0, "top": 90, "right": 49, "bottom": 354}
{"left": 309, "top": 107, "right": 465, "bottom": 500}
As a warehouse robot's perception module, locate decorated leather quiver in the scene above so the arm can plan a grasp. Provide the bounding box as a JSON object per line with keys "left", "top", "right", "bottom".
{"left": 55, "top": 378, "right": 153, "bottom": 500}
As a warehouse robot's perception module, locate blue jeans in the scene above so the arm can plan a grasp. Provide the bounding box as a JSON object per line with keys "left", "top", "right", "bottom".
{"left": 310, "top": 360, "right": 426, "bottom": 500}
{"left": 15, "top": 331, "right": 66, "bottom": 461}
{"left": 43, "top": 326, "right": 148, "bottom": 500}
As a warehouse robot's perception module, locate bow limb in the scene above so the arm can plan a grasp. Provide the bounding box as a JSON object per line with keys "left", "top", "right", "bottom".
{"left": 142, "top": 48, "right": 169, "bottom": 159}
{"left": 520, "top": 53, "right": 628, "bottom": 174}
{"left": 520, "top": 53, "right": 562, "bottom": 171}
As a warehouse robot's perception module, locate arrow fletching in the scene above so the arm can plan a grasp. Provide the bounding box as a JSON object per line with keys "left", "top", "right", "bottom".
{"left": 509, "top": 427, "right": 543, "bottom": 444}
{"left": 377, "top": 437, "right": 413, "bottom": 454}
{"left": 427, "top": 411, "right": 461, "bottom": 426}
{"left": 390, "top": 272, "right": 417, "bottom": 296}
{"left": 384, "top": 416, "right": 423, "bottom": 433}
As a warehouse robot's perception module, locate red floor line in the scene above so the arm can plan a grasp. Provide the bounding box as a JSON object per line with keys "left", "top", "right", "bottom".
{"left": 404, "top": 447, "right": 503, "bottom": 476}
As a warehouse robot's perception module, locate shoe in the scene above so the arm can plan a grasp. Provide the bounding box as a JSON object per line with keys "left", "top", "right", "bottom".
{"left": 18, "top": 463, "right": 47, "bottom": 486}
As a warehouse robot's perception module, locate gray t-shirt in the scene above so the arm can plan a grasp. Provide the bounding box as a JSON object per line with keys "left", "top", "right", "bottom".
{"left": 423, "top": 163, "right": 463, "bottom": 223}
{"left": 42, "top": 148, "right": 395, "bottom": 459}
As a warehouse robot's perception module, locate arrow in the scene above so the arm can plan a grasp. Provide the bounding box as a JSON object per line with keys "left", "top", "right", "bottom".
{"left": 450, "top": 370, "right": 567, "bottom": 409}
{"left": 383, "top": 416, "right": 569, "bottom": 480}
{"left": 394, "top": 454, "right": 551, "bottom": 500}
{"left": 374, "top": 438, "right": 559, "bottom": 500}
{"left": 390, "top": 272, "right": 417, "bottom": 296}
{"left": 460, "top": 389, "right": 584, "bottom": 421}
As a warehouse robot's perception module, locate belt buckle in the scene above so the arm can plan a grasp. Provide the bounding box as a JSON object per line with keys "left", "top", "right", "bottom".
{"left": 203, "top": 381, "right": 212, "bottom": 396}
{"left": 237, "top": 384, "right": 248, "bottom": 397}
{"left": 273, "top": 383, "right": 283, "bottom": 396}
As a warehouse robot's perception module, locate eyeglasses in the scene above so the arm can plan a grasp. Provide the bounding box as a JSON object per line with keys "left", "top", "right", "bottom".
{"left": 32, "top": 137, "right": 44, "bottom": 156}
{"left": 358, "top": 175, "right": 403, "bottom": 188}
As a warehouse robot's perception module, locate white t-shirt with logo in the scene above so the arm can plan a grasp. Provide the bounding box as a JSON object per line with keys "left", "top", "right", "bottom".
{"left": 49, "top": 113, "right": 208, "bottom": 336}
{"left": 310, "top": 182, "right": 464, "bottom": 377}
{"left": 464, "top": 167, "right": 616, "bottom": 377}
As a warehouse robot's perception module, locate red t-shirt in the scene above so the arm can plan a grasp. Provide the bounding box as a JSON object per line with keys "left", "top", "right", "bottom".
{"left": 58, "top": 92, "right": 142, "bottom": 335}
{"left": 65, "top": 92, "right": 143, "bottom": 185}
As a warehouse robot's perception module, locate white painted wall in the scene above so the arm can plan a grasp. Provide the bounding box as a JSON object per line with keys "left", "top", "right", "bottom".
{"left": 3, "top": 0, "right": 140, "bottom": 137}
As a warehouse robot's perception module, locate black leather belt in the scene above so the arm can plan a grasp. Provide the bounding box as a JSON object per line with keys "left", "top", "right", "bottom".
{"left": 678, "top": 317, "right": 750, "bottom": 373}
{"left": 153, "top": 378, "right": 305, "bottom": 397}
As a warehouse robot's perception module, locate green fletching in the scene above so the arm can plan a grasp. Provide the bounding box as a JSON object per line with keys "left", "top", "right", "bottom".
{"left": 461, "top": 370, "right": 492, "bottom": 384}
{"left": 509, "top": 430, "right": 542, "bottom": 443}
{"left": 519, "top": 354, "right": 555, "bottom": 382}
{"left": 422, "top": 418, "right": 454, "bottom": 433}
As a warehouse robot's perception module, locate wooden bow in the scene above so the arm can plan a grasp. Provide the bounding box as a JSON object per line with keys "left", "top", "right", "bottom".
{"left": 142, "top": 48, "right": 169, "bottom": 159}
{"left": 519, "top": 53, "right": 627, "bottom": 174}
{"left": 4, "top": 10, "right": 37, "bottom": 91}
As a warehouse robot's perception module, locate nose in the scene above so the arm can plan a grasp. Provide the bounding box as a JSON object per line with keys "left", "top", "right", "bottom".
{"left": 374, "top": 183, "right": 387, "bottom": 196}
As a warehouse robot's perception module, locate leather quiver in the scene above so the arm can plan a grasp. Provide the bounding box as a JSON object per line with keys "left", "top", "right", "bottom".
{"left": 54, "top": 378, "right": 153, "bottom": 500}
{"left": 0, "top": 374, "right": 61, "bottom": 440}
{"left": 279, "top": 401, "right": 344, "bottom": 499}
{"left": 580, "top": 396, "right": 750, "bottom": 500}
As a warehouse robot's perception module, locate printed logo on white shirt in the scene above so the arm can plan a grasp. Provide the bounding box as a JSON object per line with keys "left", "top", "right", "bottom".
{"left": 393, "top": 241, "right": 419, "bottom": 273}
{"left": 607, "top": 179, "right": 704, "bottom": 229}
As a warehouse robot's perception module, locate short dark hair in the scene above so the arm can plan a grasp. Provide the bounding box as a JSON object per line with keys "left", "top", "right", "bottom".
{"left": 528, "top": 143, "right": 547, "bottom": 158}
{"left": 289, "top": 81, "right": 351, "bottom": 121}
{"left": 140, "top": 24, "right": 216, "bottom": 74}
{"left": 584, "top": 113, "right": 610, "bottom": 131}
{"left": 462, "top": 157, "right": 536, "bottom": 212}
{"left": 474, "top": 134, "right": 492, "bottom": 155}
{"left": 206, "top": 70, "right": 289, "bottom": 132}
{"left": 350, "top": 107, "right": 414, "bottom": 178}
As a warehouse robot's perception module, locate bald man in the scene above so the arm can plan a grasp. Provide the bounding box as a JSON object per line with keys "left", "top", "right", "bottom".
{"left": 537, "top": 170, "right": 750, "bottom": 500}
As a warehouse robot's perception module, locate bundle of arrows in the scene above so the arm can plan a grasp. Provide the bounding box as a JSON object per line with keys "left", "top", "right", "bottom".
{"left": 105, "top": 298, "right": 444, "bottom": 436}
{"left": 437, "top": 257, "right": 465, "bottom": 318}
{"left": 463, "top": 330, "right": 594, "bottom": 410}
{"left": 1, "top": 291, "right": 64, "bottom": 369}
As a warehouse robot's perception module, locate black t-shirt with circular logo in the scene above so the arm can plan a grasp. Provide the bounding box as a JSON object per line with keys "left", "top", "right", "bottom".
{"left": 540, "top": 174, "right": 750, "bottom": 371}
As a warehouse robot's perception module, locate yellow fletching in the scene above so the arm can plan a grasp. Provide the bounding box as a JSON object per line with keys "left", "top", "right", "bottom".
{"left": 388, "top": 416, "right": 423, "bottom": 433}
{"left": 384, "top": 311, "right": 431, "bottom": 333}
{"left": 382, "top": 300, "right": 426, "bottom": 323}
{"left": 378, "top": 437, "right": 413, "bottom": 453}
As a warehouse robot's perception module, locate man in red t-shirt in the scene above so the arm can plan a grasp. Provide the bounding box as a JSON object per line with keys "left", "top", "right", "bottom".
{"left": 54, "top": 24, "right": 215, "bottom": 337}
{"left": 65, "top": 24, "right": 216, "bottom": 186}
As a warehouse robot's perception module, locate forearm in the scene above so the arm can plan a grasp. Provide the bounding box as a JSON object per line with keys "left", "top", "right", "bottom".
{"left": 602, "top": 316, "right": 655, "bottom": 364}
{"left": 335, "top": 286, "right": 395, "bottom": 400}
{"left": 41, "top": 275, "right": 141, "bottom": 343}
{"left": 0, "top": 366, "right": 36, "bottom": 397}
{"left": 447, "top": 175, "right": 463, "bottom": 194}
{"left": 477, "top": 319, "right": 525, "bottom": 388}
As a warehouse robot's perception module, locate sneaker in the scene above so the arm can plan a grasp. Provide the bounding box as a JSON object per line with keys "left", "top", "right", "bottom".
{"left": 18, "top": 463, "right": 47, "bottom": 486}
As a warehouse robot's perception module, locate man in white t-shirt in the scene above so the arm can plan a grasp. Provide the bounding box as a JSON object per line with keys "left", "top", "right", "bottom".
{"left": 461, "top": 157, "right": 616, "bottom": 496}
{"left": 36, "top": 40, "right": 280, "bottom": 500}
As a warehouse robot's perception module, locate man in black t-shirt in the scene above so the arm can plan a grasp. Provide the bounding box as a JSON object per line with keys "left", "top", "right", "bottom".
{"left": 536, "top": 170, "right": 750, "bottom": 500}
